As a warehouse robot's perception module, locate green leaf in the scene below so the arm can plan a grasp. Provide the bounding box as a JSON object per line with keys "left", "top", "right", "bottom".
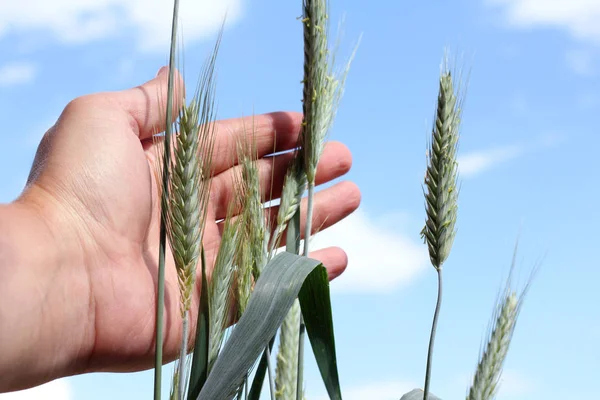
{"left": 297, "top": 261, "right": 341, "bottom": 400}
{"left": 197, "top": 252, "right": 323, "bottom": 400}
{"left": 188, "top": 248, "right": 210, "bottom": 400}
{"left": 400, "top": 388, "right": 441, "bottom": 400}
{"left": 249, "top": 202, "right": 302, "bottom": 400}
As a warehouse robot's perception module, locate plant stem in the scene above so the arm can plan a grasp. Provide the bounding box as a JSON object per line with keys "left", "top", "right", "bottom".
{"left": 296, "top": 183, "right": 314, "bottom": 400}
{"left": 302, "top": 184, "right": 314, "bottom": 258}
{"left": 154, "top": 237, "right": 167, "bottom": 400}
{"left": 265, "top": 345, "right": 276, "bottom": 400}
{"left": 154, "top": 1, "right": 180, "bottom": 399}
{"left": 423, "top": 268, "right": 443, "bottom": 400}
{"left": 178, "top": 312, "right": 189, "bottom": 400}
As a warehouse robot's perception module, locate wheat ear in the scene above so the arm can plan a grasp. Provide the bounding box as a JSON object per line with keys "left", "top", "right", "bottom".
{"left": 275, "top": 299, "right": 301, "bottom": 400}
{"left": 467, "top": 246, "right": 538, "bottom": 400}
{"left": 421, "top": 55, "right": 465, "bottom": 400}
{"left": 233, "top": 124, "right": 267, "bottom": 314}
{"left": 467, "top": 292, "right": 519, "bottom": 400}
{"left": 208, "top": 209, "right": 239, "bottom": 371}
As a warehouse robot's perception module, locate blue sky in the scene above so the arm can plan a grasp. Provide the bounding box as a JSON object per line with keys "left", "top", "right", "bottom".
{"left": 1, "top": 0, "right": 598, "bottom": 399}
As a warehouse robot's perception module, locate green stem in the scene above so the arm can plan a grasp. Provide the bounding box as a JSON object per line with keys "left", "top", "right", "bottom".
{"left": 296, "top": 183, "right": 314, "bottom": 400}
{"left": 154, "top": 236, "right": 167, "bottom": 400}
{"left": 423, "top": 268, "right": 443, "bottom": 400}
{"left": 154, "top": 2, "right": 180, "bottom": 399}
{"left": 265, "top": 345, "right": 276, "bottom": 400}
{"left": 178, "top": 312, "right": 189, "bottom": 400}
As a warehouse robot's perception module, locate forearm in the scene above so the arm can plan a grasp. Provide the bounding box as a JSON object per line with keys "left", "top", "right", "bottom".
{"left": 0, "top": 198, "right": 92, "bottom": 392}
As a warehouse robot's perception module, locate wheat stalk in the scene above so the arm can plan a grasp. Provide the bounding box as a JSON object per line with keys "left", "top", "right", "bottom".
{"left": 292, "top": 3, "right": 359, "bottom": 398}
{"left": 154, "top": 1, "right": 181, "bottom": 398}
{"left": 152, "top": 36, "right": 220, "bottom": 399}
{"left": 171, "top": 96, "right": 217, "bottom": 400}
{"left": 421, "top": 55, "right": 465, "bottom": 400}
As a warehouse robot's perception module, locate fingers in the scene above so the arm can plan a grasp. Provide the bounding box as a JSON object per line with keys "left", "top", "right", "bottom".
{"left": 210, "top": 112, "right": 304, "bottom": 174}
{"left": 307, "top": 247, "right": 348, "bottom": 280}
{"left": 109, "top": 66, "right": 185, "bottom": 139}
{"left": 210, "top": 141, "right": 353, "bottom": 220}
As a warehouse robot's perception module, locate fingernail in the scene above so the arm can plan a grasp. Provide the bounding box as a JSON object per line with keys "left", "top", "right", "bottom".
{"left": 155, "top": 66, "right": 167, "bottom": 77}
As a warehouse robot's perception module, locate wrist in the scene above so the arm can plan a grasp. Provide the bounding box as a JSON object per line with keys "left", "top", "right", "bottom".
{"left": 0, "top": 188, "right": 93, "bottom": 392}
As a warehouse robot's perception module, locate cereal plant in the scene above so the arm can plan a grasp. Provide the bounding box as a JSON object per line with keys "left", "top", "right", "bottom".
{"left": 151, "top": 1, "right": 536, "bottom": 399}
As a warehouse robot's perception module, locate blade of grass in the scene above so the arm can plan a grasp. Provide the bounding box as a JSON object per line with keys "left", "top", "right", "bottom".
{"left": 296, "top": 258, "right": 341, "bottom": 400}
{"left": 197, "top": 252, "right": 323, "bottom": 400}
{"left": 155, "top": 1, "right": 180, "bottom": 399}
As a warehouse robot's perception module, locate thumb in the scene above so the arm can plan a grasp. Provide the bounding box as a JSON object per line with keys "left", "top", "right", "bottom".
{"left": 111, "top": 66, "right": 185, "bottom": 139}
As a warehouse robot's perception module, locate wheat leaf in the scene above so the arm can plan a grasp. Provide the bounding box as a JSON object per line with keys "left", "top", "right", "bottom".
{"left": 197, "top": 252, "right": 323, "bottom": 400}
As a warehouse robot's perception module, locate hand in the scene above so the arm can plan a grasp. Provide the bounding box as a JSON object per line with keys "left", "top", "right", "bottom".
{"left": 0, "top": 67, "right": 360, "bottom": 391}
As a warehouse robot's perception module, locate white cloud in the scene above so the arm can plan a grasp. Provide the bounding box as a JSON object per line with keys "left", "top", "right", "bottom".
{"left": 488, "top": 0, "right": 600, "bottom": 43}
{"left": 313, "top": 380, "right": 417, "bottom": 400}
{"left": 309, "top": 209, "right": 429, "bottom": 294}
{"left": 0, "top": 0, "right": 242, "bottom": 52}
{"left": 458, "top": 144, "right": 525, "bottom": 178}
{"left": 0, "top": 379, "right": 72, "bottom": 400}
{"left": 0, "top": 62, "right": 37, "bottom": 87}
{"left": 565, "top": 49, "right": 596, "bottom": 75}
{"left": 458, "top": 133, "right": 564, "bottom": 178}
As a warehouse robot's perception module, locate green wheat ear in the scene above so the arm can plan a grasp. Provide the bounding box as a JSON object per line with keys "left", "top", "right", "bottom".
{"left": 421, "top": 59, "right": 463, "bottom": 271}
{"left": 233, "top": 121, "right": 268, "bottom": 315}
{"left": 207, "top": 205, "right": 239, "bottom": 371}
{"left": 467, "top": 248, "right": 538, "bottom": 400}
{"left": 169, "top": 96, "right": 216, "bottom": 316}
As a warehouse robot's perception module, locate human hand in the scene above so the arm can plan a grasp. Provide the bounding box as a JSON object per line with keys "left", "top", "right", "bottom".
{"left": 0, "top": 67, "right": 360, "bottom": 391}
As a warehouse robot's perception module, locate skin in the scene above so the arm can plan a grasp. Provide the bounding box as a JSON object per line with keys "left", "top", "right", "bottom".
{"left": 0, "top": 67, "right": 360, "bottom": 392}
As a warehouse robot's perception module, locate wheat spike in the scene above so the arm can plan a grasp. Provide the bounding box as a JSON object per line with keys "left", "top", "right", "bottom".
{"left": 466, "top": 248, "right": 537, "bottom": 400}
{"left": 275, "top": 299, "right": 301, "bottom": 399}
{"left": 208, "top": 210, "right": 239, "bottom": 371}
{"left": 168, "top": 99, "right": 210, "bottom": 315}
{"left": 300, "top": 0, "right": 358, "bottom": 185}
{"left": 466, "top": 292, "right": 519, "bottom": 400}
{"left": 420, "top": 60, "right": 463, "bottom": 270}
{"left": 233, "top": 125, "right": 267, "bottom": 314}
